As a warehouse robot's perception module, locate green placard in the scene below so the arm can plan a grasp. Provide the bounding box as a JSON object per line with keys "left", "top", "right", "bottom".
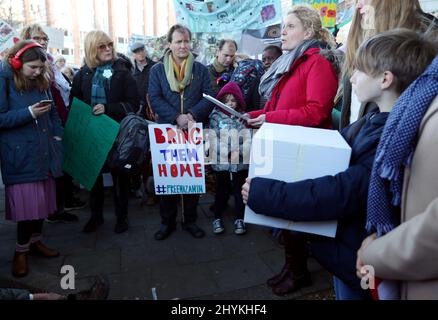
{"left": 62, "top": 98, "right": 120, "bottom": 191}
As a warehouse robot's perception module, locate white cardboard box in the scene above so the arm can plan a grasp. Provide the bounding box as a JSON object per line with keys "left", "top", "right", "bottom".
{"left": 244, "top": 123, "right": 352, "bottom": 238}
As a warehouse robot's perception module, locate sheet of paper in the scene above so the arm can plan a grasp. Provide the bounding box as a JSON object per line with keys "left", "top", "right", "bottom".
{"left": 203, "top": 93, "right": 250, "bottom": 122}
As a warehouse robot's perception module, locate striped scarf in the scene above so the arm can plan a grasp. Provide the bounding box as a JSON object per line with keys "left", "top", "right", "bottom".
{"left": 91, "top": 63, "right": 113, "bottom": 106}
{"left": 164, "top": 51, "right": 194, "bottom": 93}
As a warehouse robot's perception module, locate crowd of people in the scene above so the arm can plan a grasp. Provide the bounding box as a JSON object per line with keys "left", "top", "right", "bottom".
{"left": 1, "top": 0, "right": 438, "bottom": 300}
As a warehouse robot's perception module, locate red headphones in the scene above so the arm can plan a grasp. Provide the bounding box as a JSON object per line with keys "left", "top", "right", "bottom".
{"left": 9, "top": 42, "right": 43, "bottom": 70}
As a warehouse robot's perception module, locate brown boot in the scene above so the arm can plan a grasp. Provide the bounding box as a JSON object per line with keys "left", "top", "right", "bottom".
{"left": 29, "top": 241, "right": 60, "bottom": 258}
{"left": 12, "top": 252, "right": 28, "bottom": 278}
{"left": 268, "top": 231, "right": 310, "bottom": 291}
{"left": 272, "top": 271, "right": 312, "bottom": 296}
{"left": 267, "top": 262, "right": 292, "bottom": 287}
{"left": 75, "top": 275, "right": 110, "bottom": 300}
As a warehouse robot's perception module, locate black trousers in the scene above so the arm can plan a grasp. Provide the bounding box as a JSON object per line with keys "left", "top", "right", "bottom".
{"left": 55, "top": 173, "right": 76, "bottom": 213}
{"left": 214, "top": 170, "right": 248, "bottom": 220}
{"left": 17, "top": 220, "right": 44, "bottom": 246}
{"left": 159, "top": 194, "right": 199, "bottom": 227}
{"left": 89, "top": 171, "right": 130, "bottom": 220}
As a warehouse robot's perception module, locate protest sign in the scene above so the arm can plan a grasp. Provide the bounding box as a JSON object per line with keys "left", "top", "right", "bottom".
{"left": 0, "top": 19, "right": 19, "bottom": 57}
{"left": 42, "top": 26, "right": 65, "bottom": 49}
{"left": 62, "top": 98, "right": 120, "bottom": 190}
{"left": 148, "top": 124, "right": 206, "bottom": 195}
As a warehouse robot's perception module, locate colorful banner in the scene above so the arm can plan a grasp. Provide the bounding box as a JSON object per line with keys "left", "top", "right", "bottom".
{"left": 191, "top": 30, "right": 242, "bottom": 65}
{"left": 130, "top": 25, "right": 282, "bottom": 64}
{"left": 148, "top": 124, "right": 206, "bottom": 195}
{"left": 129, "top": 34, "right": 168, "bottom": 62}
{"left": 173, "top": 0, "right": 282, "bottom": 33}
{"left": 294, "top": 0, "right": 338, "bottom": 28}
{"left": 0, "top": 19, "right": 19, "bottom": 57}
{"left": 336, "top": 0, "right": 355, "bottom": 28}
{"left": 130, "top": 31, "right": 242, "bottom": 66}
{"left": 62, "top": 98, "right": 120, "bottom": 191}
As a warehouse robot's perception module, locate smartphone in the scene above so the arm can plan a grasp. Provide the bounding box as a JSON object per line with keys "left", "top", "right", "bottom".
{"left": 39, "top": 100, "right": 53, "bottom": 105}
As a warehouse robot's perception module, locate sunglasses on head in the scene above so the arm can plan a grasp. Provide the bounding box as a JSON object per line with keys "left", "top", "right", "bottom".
{"left": 98, "top": 42, "right": 114, "bottom": 50}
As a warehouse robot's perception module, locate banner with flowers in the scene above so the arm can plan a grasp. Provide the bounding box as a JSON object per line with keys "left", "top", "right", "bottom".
{"left": 294, "top": 0, "right": 338, "bottom": 28}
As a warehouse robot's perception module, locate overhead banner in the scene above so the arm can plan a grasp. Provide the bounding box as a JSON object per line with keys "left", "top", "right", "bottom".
{"left": 129, "top": 34, "right": 168, "bottom": 62}
{"left": 148, "top": 124, "right": 206, "bottom": 195}
{"left": 130, "top": 31, "right": 242, "bottom": 65}
{"left": 294, "top": 0, "right": 338, "bottom": 28}
{"left": 173, "top": 0, "right": 282, "bottom": 33}
{"left": 191, "top": 30, "right": 242, "bottom": 65}
{"left": 130, "top": 25, "right": 281, "bottom": 64}
{"left": 0, "top": 19, "right": 19, "bottom": 57}
{"left": 336, "top": 0, "right": 355, "bottom": 28}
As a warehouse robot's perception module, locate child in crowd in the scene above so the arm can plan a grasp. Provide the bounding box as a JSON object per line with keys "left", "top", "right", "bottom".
{"left": 209, "top": 82, "right": 251, "bottom": 235}
{"left": 242, "top": 29, "right": 437, "bottom": 299}
{"left": 0, "top": 41, "right": 64, "bottom": 277}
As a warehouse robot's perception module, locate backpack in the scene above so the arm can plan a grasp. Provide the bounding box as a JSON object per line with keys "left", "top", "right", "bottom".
{"left": 107, "top": 104, "right": 152, "bottom": 175}
{"left": 230, "top": 59, "right": 265, "bottom": 103}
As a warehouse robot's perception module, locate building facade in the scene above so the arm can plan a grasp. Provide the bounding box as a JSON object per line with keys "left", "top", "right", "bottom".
{"left": 1, "top": 0, "right": 176, "bottom": 66}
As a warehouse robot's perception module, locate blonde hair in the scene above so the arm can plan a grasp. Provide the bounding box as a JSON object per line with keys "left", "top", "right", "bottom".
{"left": 344, "top": 0, "right": 431, "bottom": 76}
{"left": 20, "top": 24, "right": 48, "bottom": 40}
{"left": 287, "top": 5, "right": 336, "bottom": 49}
{"left": 84, "top": 30, "right": 116, "bottom": 68}
{"left": 61, "top": 66, "right": 74, "bottom": 79}
{"left": 234, "top": 53, "right": 250, "bottom": 62}
{"left": 55, "top": 55, "right": 66, "bottom": 63}
{"left": 4, "top": 40, "right": 49, "bottom": 92}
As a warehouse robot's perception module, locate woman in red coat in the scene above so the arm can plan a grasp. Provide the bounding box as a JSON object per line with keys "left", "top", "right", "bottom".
{"left": 246, "top": 5, "right": 340, "bottom": 296}
{"left": 247, "top": 5, "right": 338, "bottom": 129}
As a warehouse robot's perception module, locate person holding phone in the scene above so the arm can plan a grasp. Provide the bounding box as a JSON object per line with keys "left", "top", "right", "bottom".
{"left": 0, "top": 40, "right": 64, "bottom": 277}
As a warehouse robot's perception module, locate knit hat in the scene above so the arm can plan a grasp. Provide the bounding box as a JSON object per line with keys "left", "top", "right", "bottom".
{"left": 216, "top": 81, "right": 246, "bottom": 112}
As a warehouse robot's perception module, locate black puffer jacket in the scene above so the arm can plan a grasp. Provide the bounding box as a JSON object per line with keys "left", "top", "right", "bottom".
{"left": 70, "top": 58, "right": 140, "bottom": 123}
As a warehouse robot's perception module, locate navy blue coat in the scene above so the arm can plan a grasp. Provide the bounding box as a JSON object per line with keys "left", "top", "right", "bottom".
{"left": 0, "top": 62, "right": 64, "bottom": 185}
{"left": 148, "top": 61, "right": 214, "bottom": 124}
{"left": 247, "top": 111, "right": 388, "bottom": 289}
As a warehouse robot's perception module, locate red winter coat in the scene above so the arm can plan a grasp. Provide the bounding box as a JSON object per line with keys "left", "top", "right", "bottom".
{"left": 248, "top": 47, "right": 338, "bottom": 128}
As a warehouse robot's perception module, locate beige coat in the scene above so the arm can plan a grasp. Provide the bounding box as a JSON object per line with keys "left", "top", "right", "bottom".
{"left": 362, "top": 95, "right": 438, "bottom": 300}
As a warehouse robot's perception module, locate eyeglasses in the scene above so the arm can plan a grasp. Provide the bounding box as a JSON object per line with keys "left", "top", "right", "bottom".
{"left": 32, "top": 36, "right": 49, "bottom": 42}
{"left": 98, "top": 42, "right": 114, "bottom": 50}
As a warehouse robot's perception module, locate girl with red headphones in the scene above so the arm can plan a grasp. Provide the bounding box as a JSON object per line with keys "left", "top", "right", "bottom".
{"left": 0, "top": 40, "right": 63, "bottom": 277}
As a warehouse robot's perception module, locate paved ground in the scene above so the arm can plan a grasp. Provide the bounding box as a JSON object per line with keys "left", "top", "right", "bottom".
{"left": 0, "top": 188, "right": 333, "bottom": 300}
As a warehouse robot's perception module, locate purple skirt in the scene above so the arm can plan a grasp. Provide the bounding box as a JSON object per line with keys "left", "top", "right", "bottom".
{"left": 5, "top": 178, "right": 57, "bottom": 222}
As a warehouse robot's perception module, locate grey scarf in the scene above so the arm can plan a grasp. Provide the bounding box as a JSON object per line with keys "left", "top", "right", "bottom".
{"left": 259, "top": 39, "right": 320, "bottom": 101}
